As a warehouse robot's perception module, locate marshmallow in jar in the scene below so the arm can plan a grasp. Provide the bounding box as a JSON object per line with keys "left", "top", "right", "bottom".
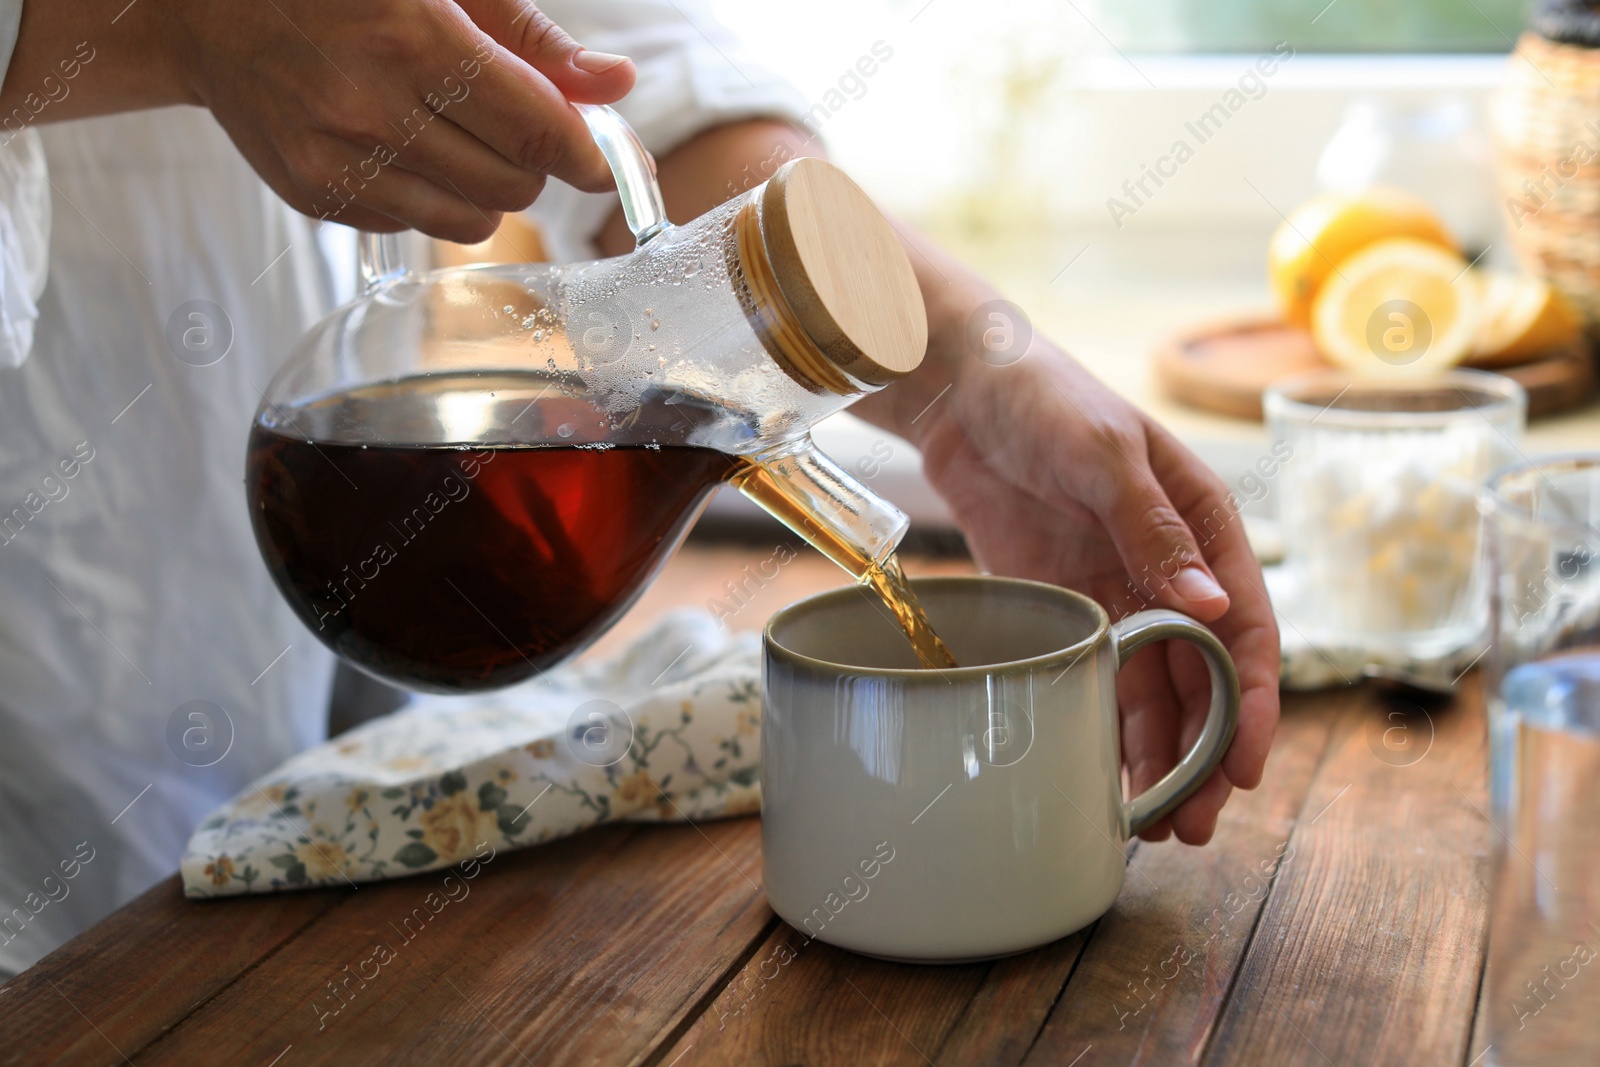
{"left": 1266, "top": 370, "right": 1526, "bottom": 655}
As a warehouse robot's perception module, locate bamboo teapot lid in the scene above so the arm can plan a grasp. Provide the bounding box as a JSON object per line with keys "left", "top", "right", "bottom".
{"left": 739, "top": 158, "right": 928, "bottom": 392}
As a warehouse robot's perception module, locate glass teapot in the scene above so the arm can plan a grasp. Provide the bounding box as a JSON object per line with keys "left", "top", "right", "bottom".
{"left": 247, "top": 105, "right": 928, "bottom": 693}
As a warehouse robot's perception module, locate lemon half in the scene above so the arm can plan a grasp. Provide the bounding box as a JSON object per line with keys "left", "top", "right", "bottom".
{"left": 1310, "top": 237, "right": 1479, "bottom": 376}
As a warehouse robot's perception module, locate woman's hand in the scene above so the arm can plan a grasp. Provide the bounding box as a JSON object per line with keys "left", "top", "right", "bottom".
{"left": 5, "top": 0, "right": 633, "bottom": 241}
{"left": 856, "top": 246, "right": 1281, "bottom": 846}
{"left": 588, "top": 116, "right": 1277, "bottom": 843}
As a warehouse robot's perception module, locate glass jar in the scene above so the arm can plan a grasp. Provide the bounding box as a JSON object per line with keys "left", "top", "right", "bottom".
{"left": 1481, "top": 454, "right": 1600, "bottom": 1066}
{"left": 1264, "top": 369, "right": 1526, "bottom": 659}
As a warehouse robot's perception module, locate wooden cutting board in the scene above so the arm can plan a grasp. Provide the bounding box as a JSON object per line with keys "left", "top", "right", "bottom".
{"left": 1154, "top": 314, "right": 1596, "bottom": 421}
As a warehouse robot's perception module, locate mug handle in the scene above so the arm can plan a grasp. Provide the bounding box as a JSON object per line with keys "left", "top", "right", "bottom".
{"left": 1111, "top": 609, "right": 1242, "bottom": 838}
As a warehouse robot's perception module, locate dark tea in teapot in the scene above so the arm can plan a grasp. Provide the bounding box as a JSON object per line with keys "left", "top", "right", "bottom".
{"left": 248, "top": 373, "right": 735, "bottom": 691}
{"left": 249, "top": 371, "right": 956, "bottom": 692}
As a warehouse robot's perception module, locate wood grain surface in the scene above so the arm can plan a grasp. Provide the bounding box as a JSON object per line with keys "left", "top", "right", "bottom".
{"left": 0, "top": 547, "right": 1501, "bottom": 1066}
{"left": 134, "top": 821, "right": 769, "bottom": 1067}
{"left": 0, "top": 878, "right": 348, "bottom": 1066}
{"left": 1206, "top": 676, "right": 1490, "bottom": 1066}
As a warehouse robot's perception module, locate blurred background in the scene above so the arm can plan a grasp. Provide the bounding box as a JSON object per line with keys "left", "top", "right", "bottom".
{"left": 697, "top": 0, "right": 1554, "bottom": 533}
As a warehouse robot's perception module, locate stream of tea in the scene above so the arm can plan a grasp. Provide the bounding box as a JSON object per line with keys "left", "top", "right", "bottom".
{"left": 728, "top": 460, "right": 958, "bottom": 669}
{"left": 247, "top": 374, "right": 956, "bottom": 692}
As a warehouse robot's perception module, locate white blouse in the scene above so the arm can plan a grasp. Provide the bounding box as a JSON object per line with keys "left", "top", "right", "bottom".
{"left": 0, "top": 0, "right": 805, "bottom": 977}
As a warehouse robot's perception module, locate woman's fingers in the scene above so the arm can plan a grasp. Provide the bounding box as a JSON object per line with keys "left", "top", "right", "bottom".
{"left": 443, "top": 0, "right": 635, "bottom": 192}
{"left": 1145, "top": 421, "right": 1281, "bottom": 794}
{"left": 1159, "top": 634, "right": 1233, "bottom": 844}
{"left": 185, "top": 0, "right": 632, "bottom": 235}
{"left": 313, "top": 143, "right": 506, "bottom": 243}
{"left": 1095, "top": 416, "right": 1278, "bottom": 842}
{"left": 444, "top": 38, "right": 616, "bottom": 192}
{"left": 1207, "top": 588, "right": 1281, "bottom": 792}
{"left": 387, "top": 114, "right": 549, "bottom": 213}
{"left": 1118, "top": 643, "right": 1183, "bottom": 843}
{"left": 1168, "top": 769, "right": 1232, "bottom": 845}
{"left": 1122, "top": 639, "right": 1228, "bottom": 845}
{"left": 1080, "top": 427, "right": 1230, "bottom": 623}
{"left": 455, "top": 0, "right": 636, "bottom": 103}
{"left": 1191, "top": 503, "right": 1279, "bottom": 793}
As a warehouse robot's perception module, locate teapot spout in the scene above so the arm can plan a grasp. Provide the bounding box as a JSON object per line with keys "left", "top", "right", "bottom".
{"left": 731, "top": 439, "right": 909, "bottom": 578}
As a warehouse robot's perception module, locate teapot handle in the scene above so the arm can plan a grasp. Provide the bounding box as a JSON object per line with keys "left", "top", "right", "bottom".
{"left": 357, "top": 104, "right": 668, "bottom": 293}
{"left": 574, "top": 103, "right": 670, "bottom": 247}
{"left": 358, "top": 232, "right": 407, "bottom": 292}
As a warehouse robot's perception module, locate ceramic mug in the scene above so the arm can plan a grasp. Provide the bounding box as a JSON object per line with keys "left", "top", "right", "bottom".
{"left": 761, "top": 575, "right": 1240, "bottom": 963}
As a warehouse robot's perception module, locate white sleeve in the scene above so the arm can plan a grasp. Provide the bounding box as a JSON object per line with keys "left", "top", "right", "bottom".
{"left": 0, "top": 0, "right": 51, "bottom": 368}
{"left": 528, "top": 0, "right": 810, "bottom": 262}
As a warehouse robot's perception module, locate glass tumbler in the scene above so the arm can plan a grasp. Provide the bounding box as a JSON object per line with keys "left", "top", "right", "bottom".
{"left": 1263, "top": 369, "right": 1526, "bottom": 660}
{"left": 1482, "top": 454, "right": 1600, "bottom": 1066}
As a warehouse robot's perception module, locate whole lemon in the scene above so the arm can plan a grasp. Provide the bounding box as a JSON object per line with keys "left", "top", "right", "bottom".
{"left": 1269, "top": 186, "right": 1457, "bottom": 327}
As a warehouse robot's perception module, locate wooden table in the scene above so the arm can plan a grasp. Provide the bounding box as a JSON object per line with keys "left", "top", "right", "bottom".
{"left": 0, "top": 544, "right": 1494, "bottom": 1066}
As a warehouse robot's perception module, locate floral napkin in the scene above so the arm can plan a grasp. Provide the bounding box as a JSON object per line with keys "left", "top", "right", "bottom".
{"left": 180, "top": 611, "right": 761, "bottom": 898}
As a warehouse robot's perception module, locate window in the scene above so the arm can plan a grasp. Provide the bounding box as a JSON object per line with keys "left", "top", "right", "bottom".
{"left": 1098, "top": 0, "right": 1525, "bottom": 54}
